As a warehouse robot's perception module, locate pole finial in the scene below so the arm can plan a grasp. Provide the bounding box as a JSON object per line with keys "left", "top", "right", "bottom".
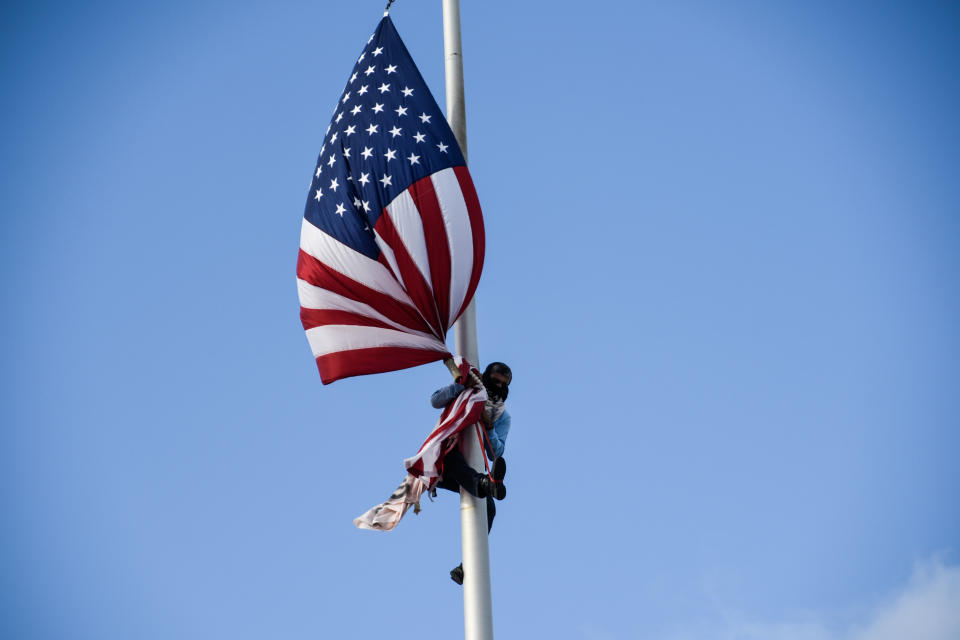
{"left": 384, "top": 0, "right": 395, "bottom": 16}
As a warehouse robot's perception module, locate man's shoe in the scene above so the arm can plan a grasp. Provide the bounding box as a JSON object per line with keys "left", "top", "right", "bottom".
{"left": 478, "top": 474, "right": 507, "bottom": 500}
{"left": 477, "top": 475, "right": 492, "bottom": 498}
{"left": 450, "top": 564, "right": 464, "bottom": 585}
{"left": 492, "top": 457, "right": 506, "bottom": 482}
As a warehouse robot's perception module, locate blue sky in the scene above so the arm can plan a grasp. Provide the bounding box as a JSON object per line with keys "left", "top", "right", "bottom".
{"left": 2, "top": 1, "right": 958, "bottom": 638}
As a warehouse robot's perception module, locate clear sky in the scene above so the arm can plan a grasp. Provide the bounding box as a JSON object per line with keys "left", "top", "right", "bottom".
{"left": 2, "top": 1, "right": 959, "bottom": 638}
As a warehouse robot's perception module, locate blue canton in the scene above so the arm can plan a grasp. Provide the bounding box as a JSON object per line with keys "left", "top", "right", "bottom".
{"left": 302, "top": 16, "right": 466, "bottom": 260}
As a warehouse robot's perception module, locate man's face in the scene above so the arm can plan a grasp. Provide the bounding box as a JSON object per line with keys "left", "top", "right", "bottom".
{"left": 489, "top": 372, "right": 510, "bottom": 387}
{"left": 485, "top": 371, "right": 510, "bottom": 402}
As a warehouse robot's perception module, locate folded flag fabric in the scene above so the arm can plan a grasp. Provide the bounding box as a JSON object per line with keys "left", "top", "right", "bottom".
{"left": 355, "top": 357, "right": 487, "bottom": 531}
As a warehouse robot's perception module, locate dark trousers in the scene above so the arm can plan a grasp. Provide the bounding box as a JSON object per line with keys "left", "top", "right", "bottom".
{"left": 437, "top": 446, "right": 496, "bottom": 533}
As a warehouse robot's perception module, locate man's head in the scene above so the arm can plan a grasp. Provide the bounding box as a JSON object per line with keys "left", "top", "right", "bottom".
{"left": 482, "top": 362, "right": 512, "bottom": 402}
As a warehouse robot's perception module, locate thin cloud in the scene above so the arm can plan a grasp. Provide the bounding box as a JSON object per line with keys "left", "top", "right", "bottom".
{"left": 851, "top": 558, "right": 960, "bottom": 640}
{"left": 659, "top": 558, "right": 960, "bottom": 640}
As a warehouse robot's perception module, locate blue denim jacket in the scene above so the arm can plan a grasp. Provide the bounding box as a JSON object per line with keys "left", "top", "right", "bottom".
{"left": 431, "top": 383, "right": 511, "bottom": 459}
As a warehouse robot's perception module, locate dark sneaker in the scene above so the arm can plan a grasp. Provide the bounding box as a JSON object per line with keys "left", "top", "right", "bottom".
{"left": 476, "top": 475, "right": 492, "bottom": 498}
{"left": 450, "top": 564, "right": 464, "bottom": 585}
{"left": 492, "top": 457, "right": 506, "bottom": 482}
{"left": 478, "top": 474, "right": 506, "bottom": 501}
{"left": 477, "top": 474, "right": 506, "bottom": 500}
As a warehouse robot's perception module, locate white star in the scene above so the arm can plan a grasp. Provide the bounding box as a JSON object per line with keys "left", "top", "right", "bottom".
{"left": 329, "top": 178, "right": 339, "bottom": 191}
{"left": 330, "top": 131, "right": 338, "bottom": 144}
{"left": 315, "top": 166, "right": 322, "bottom": 178}
{"left": 320, "top": 144, "right": 325, "bottom": 155}
{"left": 364, "top": 65, "right": 376, "bottom": 76}
{"left": 402, "top": 87, "right": 413, "bottom": 97}
{"left": 344, "top": 125, "right": 356, "bottom": 136}
{"left": 408, "top": 153, "right": 420, "bottom": 165}
{"left": 437, "top": 141, "right": 449, "bottom": 153}
{"left": 361, "top": 146, "right": 373, "bottom": 159}
{"left": 327, "top": 154, "right": 336, "bottom": 167}
{"left": 342, "top": 147, "right": 350, "bottom": 156}
{"left": 325, "top": 123, "right": 331, "bottom": 134}
{"left": 366, "top": 123, "right": 379, "bottom": 135}
{"left": 353, "top": 197, "right": 362, "bottom": 208}
{"left": 372, "top": 47, "right": 383, "bottom": 57}
{"left": 389, "top": 126, "right": 402, "bottom": 138}
{"left": 314, "top": 188, "right": 323, "bottom": 201}
{"left": 384, "top": 148, "right": 397, "bottom": 161}
{"left": 335, "top": 112, "right": 343, "bottom": 123}
{"left": 357, "top": 84, "right": 369, "bottom": 95}
{"left": 341, "top": 92, "right": 351, "bottom": 104}
{"left": 351, "top": 105, "right": 362, "bottom": 115}
{"left": 380, "top": 174, "right": 392, "bottom": 187}
{"left": 358, "top": 52, "right": 365, "bottom": 63}
{"left": 362, "top": 201, "right": 371, "bottom": 212}
{"left": 413, "top": 131, "right": 426, "bottom": 143}
{"left": 395, "top": 105, "right": 408, "bottom": 117}
{"left": 335, "top": 202, "right": 347, "bottom": 217}
{"left": 350, "top": 72, "right": 358, "bottom": 83}
{"left": 358, "top": 172, "right": 371, "bottom": 186}
{"left": 368, "top": 34, "right": 374, "bottom": 43}
{"left": 419, "top": 112, "right": 432, "bottom": 123}
{"left": 385, "top": 64, "right": 397, "bottom": 74}
{"left": 372, "top": 103, "right": 385, "bottom": 113}
{"left": 378, "top": 82, "right": 390, "bottom": 93}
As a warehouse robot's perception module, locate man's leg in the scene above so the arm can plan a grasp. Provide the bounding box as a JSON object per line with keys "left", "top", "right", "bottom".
{"left": 436, "top": 476, "right": 459, "bottom": 494}
{"left": 445, "top": 446, "right": 504, "bottom": 585}
{"left": 486, "top": 495, "right": 496, "bottom": 533}
{"left": 439, "top": 446, "right": 481, "bottom": 496}
{"left": 451, "top": 488, "right": 496, "bottom": 585}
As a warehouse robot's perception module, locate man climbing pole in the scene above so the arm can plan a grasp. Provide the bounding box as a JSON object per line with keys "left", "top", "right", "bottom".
{"left": 431, "top": 362, "right": 512, "bottom": 585}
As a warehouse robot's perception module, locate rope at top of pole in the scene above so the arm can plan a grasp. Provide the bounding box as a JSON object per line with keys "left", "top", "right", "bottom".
{"left": 384, "top": 0, "right": 395, "bottom": 16}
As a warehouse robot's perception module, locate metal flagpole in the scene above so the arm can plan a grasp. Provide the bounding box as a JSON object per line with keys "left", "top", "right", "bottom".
{"left": 442, "top": 1, "right": 494, "bottom": 638}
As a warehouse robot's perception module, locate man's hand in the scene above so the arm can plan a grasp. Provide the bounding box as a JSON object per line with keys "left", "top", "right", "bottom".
{"left": 466, "top": 370, "right": 484, "bottom": 390}
{"left": 480, "top": 409, "right": 493, "bottom": 430}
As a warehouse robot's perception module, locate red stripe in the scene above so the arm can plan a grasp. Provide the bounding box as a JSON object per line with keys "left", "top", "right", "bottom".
{"left": 409, "top": 177, "right": 452, "bottom": 334}
{"left": 300, "top": 307, "right": 400, "bottom": 333}
{"left": 416, "top": 395, "right": 474, "bottom": 454}
{"left": 374, "top": 207, "right": 444, "bottom": 337}
{"left": 297, "top": 249, "right": 426, "bottom": 333}
{"left": 453, "top": 166, "right": 485, "bottom": 322}
{"left": 315, "top": 346, "right": 450, "bottom": 385}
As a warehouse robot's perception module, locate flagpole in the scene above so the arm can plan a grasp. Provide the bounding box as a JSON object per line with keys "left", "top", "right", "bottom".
{"left": 442, "top": 2, "right": 494, "bottom": 638}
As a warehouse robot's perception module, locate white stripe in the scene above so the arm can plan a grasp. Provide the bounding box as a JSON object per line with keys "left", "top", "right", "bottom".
{"left": 299, "top": 218, "right": 413, "bottom": 307}
{"left": 305, "top": 324, "right": 447, "bottom": 359}
{"left": 431, "top": 168, "right": 474, "bottom": 327}
{"left": 297, "top": 279, "right": 433, "bottom": 338}
{"left": 384, "top": 189, "right": 433, "bottom": 294}
{"left": 373, "top": 233, "right": 405, "bottom": 291}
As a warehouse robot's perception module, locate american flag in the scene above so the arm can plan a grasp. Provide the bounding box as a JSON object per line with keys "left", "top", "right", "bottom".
{"left": 297, "top": 16, "right": 485, "bottom": 384}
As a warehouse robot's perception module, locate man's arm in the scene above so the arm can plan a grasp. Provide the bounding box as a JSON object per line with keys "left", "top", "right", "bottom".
{"left": 430, "top": 382, "right": 465, "bottom": 408}
{"left": 485, "top": 412, "right": 510, "bottom": 459}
